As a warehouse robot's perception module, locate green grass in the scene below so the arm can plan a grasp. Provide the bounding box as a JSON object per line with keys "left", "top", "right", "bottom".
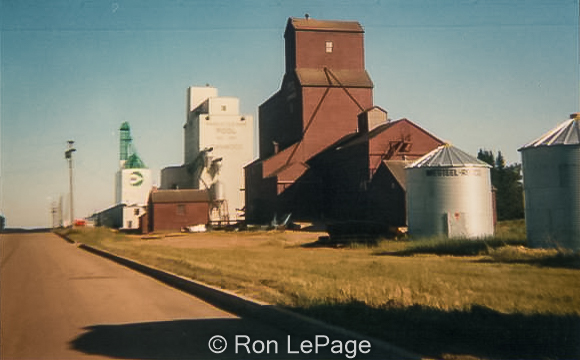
{"left": 376, "top": 219, "right": 527, "bottom": 256}
{"left": 62, "top": 226, "right": 128, "bottom": 245}
{"left": 56, "top": 222, "right": 580, "bottom": 359}
{"left": 371, "top": 219, "right": 580, "bottom": 269}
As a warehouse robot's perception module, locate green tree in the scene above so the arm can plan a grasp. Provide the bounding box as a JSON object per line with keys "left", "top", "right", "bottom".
{"left": 495, "top": 151, "right": 505, "bottom": 170}
{"left": 477, "top": 149, "right": 494, "bottom": 167}
{"left": 478, "top": 149, "right": 524, "bottom": 220}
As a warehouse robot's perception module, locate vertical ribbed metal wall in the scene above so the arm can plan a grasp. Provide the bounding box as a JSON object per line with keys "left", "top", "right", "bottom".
{"left": 520, "top": 114, "right": 580, "bottom": 251}
{"left": 407, "top": 166, "right": 494, "bottom": 239}
{"left": 406, "top": 145, "right": 494, "bottom": 239}
{"left": 521, "top": 142, "right": 580, "bottom": 250}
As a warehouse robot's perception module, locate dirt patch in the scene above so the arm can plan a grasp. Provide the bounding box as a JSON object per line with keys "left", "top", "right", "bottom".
{"left": 130, "top": 230, "right": 328, "bottom": 249}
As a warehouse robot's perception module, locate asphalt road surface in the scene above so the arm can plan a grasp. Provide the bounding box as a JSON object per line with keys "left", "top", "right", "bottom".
{"left": 0, "top": 232, "right": 405, "bottom": 360}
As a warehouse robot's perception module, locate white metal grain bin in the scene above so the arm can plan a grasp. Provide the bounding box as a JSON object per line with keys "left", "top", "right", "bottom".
{"left": 406, "top": 144, "right": 494, "bottom": 239}
{"left": 519, "top": 113, "right": 580, "bottom": 251}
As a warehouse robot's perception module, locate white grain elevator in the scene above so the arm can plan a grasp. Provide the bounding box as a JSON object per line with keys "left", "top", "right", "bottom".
{"left": 182, "top": 86, "right": 255, "bottom": 223}
{"left": 115, "top": 122, "right": 152, "bottom": 229}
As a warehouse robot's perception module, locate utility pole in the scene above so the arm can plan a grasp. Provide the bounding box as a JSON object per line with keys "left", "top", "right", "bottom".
{"left": 65, "top": 140, "right": 76, "bottom": 227}
{"left": 51, "top": 201, "right": 57, "bottom": 228}
{"left": 58, "top": 195, "right": 63, "bottom": 227}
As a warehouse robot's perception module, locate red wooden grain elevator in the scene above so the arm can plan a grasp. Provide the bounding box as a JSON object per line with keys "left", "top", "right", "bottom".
{"left": 245, "top": 17, "right": 444, "bottom": 230}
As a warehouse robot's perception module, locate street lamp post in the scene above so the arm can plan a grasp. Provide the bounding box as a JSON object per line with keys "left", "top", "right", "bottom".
{"left": 65, "top": 140, "right": 76, "bottom": 227}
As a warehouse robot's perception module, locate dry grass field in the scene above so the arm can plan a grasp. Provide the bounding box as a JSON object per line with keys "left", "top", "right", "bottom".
{"left": 59, "top": 220, "right": 580, "bottom": 359}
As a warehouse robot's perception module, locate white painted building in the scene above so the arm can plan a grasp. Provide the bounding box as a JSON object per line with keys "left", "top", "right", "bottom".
{"left": 92, "top": 122, "right": 152, "bottom": 231}
{"left": 116, "top": 166, "right": 152, "bottom": 205}
{"left": 115, "top": 162, "right": 152, "bottom": 229}
{"left": 182, "top": 86, "right": 255, "bottom": 222}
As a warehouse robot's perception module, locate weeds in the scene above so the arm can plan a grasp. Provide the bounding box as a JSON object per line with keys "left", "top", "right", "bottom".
{"left": 381, "top": 236, "right": 526, "bottom": 257}
{"left": 485, "top": 246, "right": 580, "bottom": 269}
{"left": 370, "top": 219, "right": 526, "bottom": 256}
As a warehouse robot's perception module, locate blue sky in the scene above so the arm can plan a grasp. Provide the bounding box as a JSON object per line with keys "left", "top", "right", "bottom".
{"left": 1, "top": 0, "right": 578, "bottom": 228}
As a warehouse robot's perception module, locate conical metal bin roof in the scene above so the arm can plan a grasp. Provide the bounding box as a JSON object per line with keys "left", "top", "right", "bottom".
{"left": 519, "top": 113, "right": 580, "bottom": 150}
{"left": 407, "top": 144, "right": 491, "bottom": 168}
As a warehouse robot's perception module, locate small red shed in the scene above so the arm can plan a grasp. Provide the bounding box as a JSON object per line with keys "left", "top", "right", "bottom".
{"left": 145, "top": 189, "right": 210, "bottom": 233}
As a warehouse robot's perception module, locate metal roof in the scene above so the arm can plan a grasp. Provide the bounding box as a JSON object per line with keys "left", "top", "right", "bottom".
{"left": 150, "top": 189, "right": 210, "bottom": 204}
{"left": 519, "top": 114, "right": 580, "bottom": 150}
{"left": 288, "top": 18, "right": 364, "bottom": 33}
{"left": 295, "top": 68, "right": 373, "bottom": 88}
{"left": 408, "top": 144, "right": 490, "bottom": 168}
{"left": 382, "top": 160, "right": 411, "bottom": 190}
{"left": 123, "top": 153, "right": 147, "bottom": 169}
{"left": 336, "top": 118, "right": 444, "bottom": 150}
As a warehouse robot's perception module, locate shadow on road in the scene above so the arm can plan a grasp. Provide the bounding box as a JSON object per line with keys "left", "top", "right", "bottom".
{"left": 70, "top": 303, "right": 580, "bottom": 359}
{"left": 70, "top": 318, "right": 389, "bottom": 359}
{"left": 291, "top": 302, "right": 580, "bottom": 360}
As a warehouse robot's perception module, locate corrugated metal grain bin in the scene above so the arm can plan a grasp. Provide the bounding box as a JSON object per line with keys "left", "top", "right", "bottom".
{"left": 406, "top": 144, "right": 494, "bottom": 239}
{"left": 519, "top": 113, "right": 580, "bottom": 251}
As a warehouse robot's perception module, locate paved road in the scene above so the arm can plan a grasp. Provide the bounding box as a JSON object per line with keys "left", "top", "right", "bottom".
{"left": 1, "top": 232, "right": 406, "bottom": 360}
